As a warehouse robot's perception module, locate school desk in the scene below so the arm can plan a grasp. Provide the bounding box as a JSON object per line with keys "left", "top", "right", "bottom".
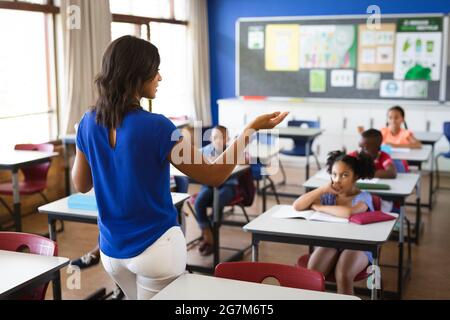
{"left": 302, "top": 171, "right": 421, "bottom": 299}
{"left": 243, "top": 205, "right": 397, "bottom": 300}
{"left": 414, "top": 131, "right": 444, "bottom": 210}
{"left": 0, "top": 249, "right": 69, "bottom": 300}
{"left": 260, "top": 127, "right": 323, "bottom": 181}
{"left": 38, "top": 191, "right": 189, "bottom": 300}
{"left": 0, "top": 150, "right": 59, "bottom": 231}
{"left": 390, "top": 145, "right": 431, "bottom": 243}
{"left": 152, "top": 273, "right": 360, "bottom": 300}
{"left": 248, "top": 142, "right": 283, "bottom": 211}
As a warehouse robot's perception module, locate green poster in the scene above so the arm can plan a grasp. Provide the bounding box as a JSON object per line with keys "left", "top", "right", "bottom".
{"left": 310, "top": 70, "right": 326, "bottom": 93}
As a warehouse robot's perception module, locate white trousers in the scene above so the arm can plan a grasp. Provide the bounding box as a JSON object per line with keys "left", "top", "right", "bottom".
{"left": 100, "top": 226, "right": 187, "bottom": 300}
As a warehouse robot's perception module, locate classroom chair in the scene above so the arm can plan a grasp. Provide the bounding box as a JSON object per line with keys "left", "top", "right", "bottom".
{"left": 0, "top": 231, "right": 58, "bottom": 300}
{"left": 280, "top": 120, "right": 321, "bottom": 172}
{"left": 215, "top": 261, "right": 325, "bottom": 292}
{"left": 0, "top": 144, "right": 63, "bottom": 232}
{"left": 436, "top": 122, "right": 450, "bottom": 189}
{"left": 295, "top": 195, "right": 384, "bottom": 293}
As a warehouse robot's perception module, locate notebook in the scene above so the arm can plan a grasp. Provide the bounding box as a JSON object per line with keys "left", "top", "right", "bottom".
{"left": 272, "top": 206, "right": 348, "bottom": 224}
{"left": 349, "top": 211, "right": 397, "bottom": 225}
{"left": 67, "top": 193, "right": 98, "bottom": 211}
{"left": 356, "top": 182, "right": 391, "bottom": 190}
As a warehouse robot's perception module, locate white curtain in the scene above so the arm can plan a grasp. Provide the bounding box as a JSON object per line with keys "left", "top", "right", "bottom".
{"left": 61, "top": 0, "right": 112, "bottom": 134}
{"left": 187, "top": 0, "right": 212, "bottom": 127}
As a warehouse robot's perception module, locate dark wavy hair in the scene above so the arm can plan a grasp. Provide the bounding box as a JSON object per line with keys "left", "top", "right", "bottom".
{"left": 326, "top": 150, "right": 375, "bottom": 180}
{"left": 94, "top": 36, "right": 160, "bottom": 128}
{"left": 387, "top": 105, "right": 408, "bottom": 129}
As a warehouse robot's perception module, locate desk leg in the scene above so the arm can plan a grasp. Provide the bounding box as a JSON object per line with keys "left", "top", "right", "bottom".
{"left": 397, "top": 205, "right": 405, "bottom": 299}
{"left": 429, "top": 143, "right": 435, "bottom": 210}
{"left": 213, "top": 187, "right": 220, "bottom": 267}
{"left": 12, "top": 170, "right": 22, "bottom": 232}
{"left": 262, "top": 175, "right": 267, "bottom": 212}
{"left": 371, "top": 251, "right": 379, "bottom": 300}
{"left": 415, "top": 177, "right": 422, "bottom": 245}
{"left": 251, "top": 237, "right": 259, "bottom": 262}
{"left": 63, "top": 142, "right": 71, "bottom": 196}
{"left": 48, "top": 217, "right": 62, "bottom": 299}
{"left": 305, "top": 141, "right": 311, "bottom": 180}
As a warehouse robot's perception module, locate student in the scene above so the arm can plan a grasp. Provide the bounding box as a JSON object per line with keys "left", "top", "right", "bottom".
{"left": 381, "top": 106, "right": 422, "bottom": 149}
{"left": 193, "top": 125, "right": 237, "bottom": 256}
{"left": 293, "top": 151, "right": 375, "bottom": 295}
{"left": 71, "top": 35, "right": 288, "bottom": 300}
{"left": 349, "top": 129, "right": 397, "bottom": 179}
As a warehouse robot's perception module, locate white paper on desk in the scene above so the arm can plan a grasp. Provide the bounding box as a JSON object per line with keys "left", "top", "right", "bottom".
{"left": 357, "top": 178, "right": 380, "bottom": 184}
{"left": 272, "top": 207, "right": 348, "bottom": 223}
{"left": 390, "top": 147, "right": 411, "bottom": 153}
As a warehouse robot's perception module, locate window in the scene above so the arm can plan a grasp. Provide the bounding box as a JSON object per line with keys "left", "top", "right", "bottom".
{"left": 110, "top": 0, "right": 191, "bottom": 118}
{"left": 0, "top": 3, "right": 58, "bottom": 150}
{"left": 150, "top": 22, "right": 189, "bottom": 117}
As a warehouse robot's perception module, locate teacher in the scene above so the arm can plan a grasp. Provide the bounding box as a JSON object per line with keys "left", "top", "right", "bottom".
{"left": 72, "top": 35, "right": 288, "bottom": 300}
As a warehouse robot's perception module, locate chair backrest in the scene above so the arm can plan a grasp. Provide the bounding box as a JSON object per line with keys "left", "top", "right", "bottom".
{"left": 393, "top": 159, "right": 409, "bottom": 173}
{"left": 371, "top": 194, "right": 382, "bottom": 211}
{"left": 236, "top": 169, "right": 256, "bottom": 206}
{"left": 444, "top": 122, "right": 450, "bottom": 142}
{"left": 15, "top": 144, "right": 54, "bottom": 183}
{"left": 0, "top": 232, "right": 58, "bottom": 300}
{"left": 288, "top": 119, "right": 320, "bottom": 129}
{"left": 287, "top": 120, "right": 320, "bottom": 150}
{"left": 215, "top": 261, "right": 325, "bottom": 292}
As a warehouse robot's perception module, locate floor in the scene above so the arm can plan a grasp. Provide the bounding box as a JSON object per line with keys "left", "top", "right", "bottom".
{"left": 13, "top": 164, "right": 450, "bottom": 300}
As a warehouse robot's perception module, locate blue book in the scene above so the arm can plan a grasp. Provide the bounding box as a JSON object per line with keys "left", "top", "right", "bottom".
{"left": 67, "top": 194, "right": 98, "bottom": 211}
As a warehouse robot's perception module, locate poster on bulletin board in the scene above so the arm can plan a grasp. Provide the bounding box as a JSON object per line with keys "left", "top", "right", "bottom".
{"left": 358, "top": 23, "right": 396, "bottom": 72}
{"left": 394, "top": 17, "right": 443, "bottom": 81}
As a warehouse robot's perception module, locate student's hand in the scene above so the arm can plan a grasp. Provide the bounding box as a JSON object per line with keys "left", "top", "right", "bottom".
{"left": 357, "top": 126, "right": 364, "bottom": 134}
{"left": 247, "top": 112, "right": 289, "bottom": 131}
{"left": 311, "top": 203, "right": 322, "bottom": 211}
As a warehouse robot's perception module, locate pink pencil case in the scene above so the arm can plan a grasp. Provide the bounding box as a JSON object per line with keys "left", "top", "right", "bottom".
{"left": 350, "top": 211, "right": 396, "bottom": 225}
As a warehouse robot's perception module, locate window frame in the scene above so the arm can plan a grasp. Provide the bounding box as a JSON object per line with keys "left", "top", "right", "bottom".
{"left": 0, "top": 0, "right": 188, "bottom": 142}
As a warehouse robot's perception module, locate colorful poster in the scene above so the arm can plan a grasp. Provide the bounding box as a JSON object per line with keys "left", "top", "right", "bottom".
{"left": 248, "top": 26, "right": 264, "bottom": 50}
{"left": 380, "top": 80, "right": 404, "bottom": 98}
{"left": 309, "top": 69, "right": 327, "bottom": 92}
{"left": 331, "top": 70, "right": 354, "bottom": 87}
{"left": 394, "top": 18, "right": 442, "bottom": 80}
{"left": 265, "top": 24, "right": 300, "bottom": 71}
{"left": 358, "top": 23, "right": 396, "bottom": 72}
{"left": 299, "top": 25, "right": 356, "bottom": 69}
{"left": 404, "top": 81, "right": 428, "bottom": 98}
{"left": 357, "top": 72, "right": 381, "bottom": 90}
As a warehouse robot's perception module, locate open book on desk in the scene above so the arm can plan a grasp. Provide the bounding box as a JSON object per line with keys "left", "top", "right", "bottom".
{"left": 272, "top": 206, "right": 348, "bottom": 224}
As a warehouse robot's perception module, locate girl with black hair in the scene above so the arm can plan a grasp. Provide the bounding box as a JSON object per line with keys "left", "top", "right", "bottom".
{"left": 293, "top": 150, "right": 376, "bottom": 295}
{"left": 71, "top": 35, "right": 288, "bottom": 299}
{"left": 380, "top": 106, "right": 422, "bottom": 149}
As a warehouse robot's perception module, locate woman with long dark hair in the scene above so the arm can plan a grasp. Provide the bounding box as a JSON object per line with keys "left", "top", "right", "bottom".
{"left": 71, "top": 35, "right": 288, "bottom": 299}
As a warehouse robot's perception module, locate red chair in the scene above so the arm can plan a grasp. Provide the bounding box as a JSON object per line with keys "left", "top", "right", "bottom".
{"left": 295, "top": 195, "right": 383, "bottom": 284}
{"left": 0, "top": 144, "right": 55, "bottom": 229}
{"left": 0, "top": 231, "right": 58, "bottom": 300}
{"left": 215, "top": 261, "right": 325, "bottom": 292}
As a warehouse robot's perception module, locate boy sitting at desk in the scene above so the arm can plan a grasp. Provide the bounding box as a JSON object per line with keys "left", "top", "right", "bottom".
{"left": 193, "top": 125, "right": 238, "bottom": 256}
{"left": 349, "top": 129, "right": 397, "bottom": 179}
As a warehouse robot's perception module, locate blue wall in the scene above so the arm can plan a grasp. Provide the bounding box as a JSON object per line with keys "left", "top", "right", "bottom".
{"left": 207, "top": 0, "right": 450, "bottom": 124}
